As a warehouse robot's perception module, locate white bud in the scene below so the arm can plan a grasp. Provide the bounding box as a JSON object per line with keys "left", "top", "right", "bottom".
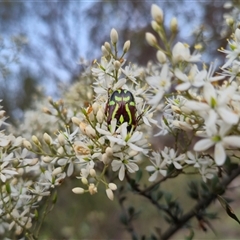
{"left": 104, "top": 41, "right": 111, "bottom": 52}
{"left": 106, "top": 188, "right": 114, "bottom": 200}
{"left": 32, "top": 135, "right": 41, "bottom": 146}
{"left": 29, "top": 158, "right": 38, "bottom": 166}
{"left": 102, "top": 153, "right": 112, "bottom": 165}
{"left": 92, "top": 102, "right": 100, "bottom": 114}
{"left": 79, "top": 122, "right": 87, "bottom": 134}
{"left": 52, "top": 167, "right": 62, "bottom": 176}
{"left": 81, "top": 177, "right": 88, "bottom": 185}
{"left": 89, "top": 168, "right": 96, "bottom": 177}
{"left": 101, "top": 45, "right": 109, "bottom": 56}
{"left": 106, "top": 147, "right": 113, "bottom": 157}
{"left": 96, "top": 108, "right": 104, "bottom": 123}
{"left": 151, "top": 21, "right": 160, "bottom": 32}
{"left": 170, "top": 17, "right": 178, "bottom": 33}
{"left": 72, "top": 187, "right": 85, "bottom": 194}
{"left": 57, "top": 146, "right": 64, "bottom": 155}
{"left": 110, "top": 28, "right": 118, "bottom": 44}
{"left": 145, "top": 32, "right": 158, "bottom": 47}
{"left": 123, "top": 40, "right": 131, "bottom": 53}
{"left": 85, "top": 125, "right": 96, "bottom": 138}
{"left": 151, "top": 4, "right": 163, "bottom": 24}
{"left": 42, "top": 156, "right": 53, "bottom": 163}
{"left": 72, "top": 117, "right": 81, "bottom": 125}
{"left": 58, "top": 133, "right": 65, "bottom": 146}
{"left": 156, "top": 50, "right": 166, "bottom": 64}
{"left": 42, "top": 107, "right": 52, "bottom": 115}
{"left": 43, "top": 133, "right": 53, "bottom": 145}
{"left": 23, "top": 140, "right": 32, "bottom": 150}
{"left": 108, "top": 183, "right": 117, "bottom": 191}
{"left": 114, "top": 60, "right": 121, "bottom": 70}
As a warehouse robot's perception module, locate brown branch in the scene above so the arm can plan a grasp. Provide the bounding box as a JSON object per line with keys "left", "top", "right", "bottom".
{"left": 160, "top": 165, "right": 240, "bottom": 240}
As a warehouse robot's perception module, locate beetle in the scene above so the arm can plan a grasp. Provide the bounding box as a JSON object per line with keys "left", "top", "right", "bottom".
{"left": 105, "top": 89, "right": 140, "bottom": 132}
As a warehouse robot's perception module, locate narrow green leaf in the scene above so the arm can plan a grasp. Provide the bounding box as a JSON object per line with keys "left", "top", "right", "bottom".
{"left": 217, "top": 195, "right": 240, "bottom": 224}
{"left": 185, "top": 229, "right": 194, "bottom": 240}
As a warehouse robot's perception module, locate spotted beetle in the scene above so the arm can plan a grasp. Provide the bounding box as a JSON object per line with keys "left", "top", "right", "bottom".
{"left": 105, "top": 89, "right": 140, "bottom": 132}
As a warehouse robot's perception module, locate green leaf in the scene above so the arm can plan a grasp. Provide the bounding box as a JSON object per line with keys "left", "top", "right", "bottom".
{"left": 135, "top": 169, "right": 142, "bottom": 183}
{"left": 217, "top": 195, "right": 240, "bottom": 224}
{"left": 185, "top": 229, "right": 194, "bottom": 240}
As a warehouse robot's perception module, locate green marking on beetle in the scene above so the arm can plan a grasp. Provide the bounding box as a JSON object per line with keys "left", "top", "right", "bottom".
{"left": 119, "top": 115, "right": 124, "bottom": 124}
{"left": 112, "top": 104, "right": 119, "bottom": 119}
{"left": 109, "top": 100, "right": 115, "bottom": 106}
{"left": 123, "top": 96, "right": 130, "bottom": 102}
{"left": 114, "top": 96, "right": 122, "bottom": 102}
{"left": 130, "top": 101, "right": 135, "bottom": 106}
{"left": 125, "top": 104, "right": 132, "bottom": 124}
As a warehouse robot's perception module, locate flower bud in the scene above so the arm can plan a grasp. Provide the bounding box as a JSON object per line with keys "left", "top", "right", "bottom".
{"left": 89, "top": 168, "right": 96, "bottom": 177}
{"left": 110, "top": 28, "right": 118, "bottom": 44}
{"left": 42, "top": 107, "right": 52, "bottom": 115}
{"left": 92, "top": 102, "right": 100, "bottom": 114}
{"left": 72, "top": 187, "right": 85, "bottom": 194}
{"left": 106, "top": 188, "right": 114, "bottom": 200}
{"left": 42, "top": 156, "right": 53, "bottom": 163}
{"left": 81, "top": 177, "right": 88, "bottom": 185}
{"left": 151, "top": 21, "right": 160, "bottom": 32}
{"left": 104, "top": 41, "right": 111, "bottom": 52}
{"left": 114, "top": 60, "right": 121, "bottom": 70}
{"left": 72, "top": 116, "right": 81, "bottom": 125}
{"left": 43, "top": 133, "right": 52, "bottom": 145}
{"left": 102, "top": 153, "right": 112, "bottom": 165}
{"left": 145, "top": 32, "right": 158, "bottom": 47}
{"left": 57, "top": 146, "right": 64, "bottom": 155}
{"left": 156, "top": 50, "right": 166, "bottom": 64}
{"left": 96, "top": 108, "right": 104, "bottom": 123}
{"left": 52, "top": 167, "right": 62, "bottom": 176}
{"left": 23, "top": 140, "right": 32, "bottom": 150}
{"left": 108, "top": 183, "right": 117, "bottom": 191}
{"left": 101, "top": 45, "right": 109, "bottom": 56}
{"left": 29, "top": 158, "right": 38, "bottom": 166}
{"left": 79, "top": 122, "right": 87, "bottom": 134}
{"left": 123, "top": 40, "right": 131, "bottom": 53}
{"left": 32, "top": 135, "right": 41, "bottom": 146}
{"left": 170, "top": 17, "right": 178, "bottom": 33}
{"left": 151, "top": 4, "right": 163, "bottom": 24}
{"left": 58, "top": 133, "right": 65, "bottom": 146}
{"left": 106, "top": 147, "right": 113, "bottom": 157}
{"left": 85, "top": 125, "right": 96, "bottom": 138}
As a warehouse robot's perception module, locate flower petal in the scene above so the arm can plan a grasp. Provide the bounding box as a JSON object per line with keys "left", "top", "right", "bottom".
{"left": 194, "top": 138, "right": 214, "bottom": 152}
{"left": 214, "top": 142, "right": 226, "bottom": 166}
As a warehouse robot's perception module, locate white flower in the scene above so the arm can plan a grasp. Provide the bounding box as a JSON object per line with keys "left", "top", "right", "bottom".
{"left": 185, "top": 82, "right": 239, "bottom": 126}
{"left": 198, "top": 156, "right": 218, "bottom": 182}
{"left": 185, "top": 151, "right": 201, "bottom": 168}
{"left": 175, "top": 65, "right": 203, "bottom": 91}
{"left": 146, "top": 152, "right": 167, "bottom": 182}
{"left": 161, "top": 147, "right": 185, "bottom": 169}
{"left": 146, "top": 64, "right": 172, "bottom": 107}
{"left": 172, "top": 42, "right": 201, "bottom": 63}
{"left": 106, "top": 122, "right": 146, "bottom": 153}
{"left": 111, "top": 152, "right": 139, "bottom": 181}
{"left": 194, "top": 122, "right": 240, "bottom": 166}
{"left": 220, "top": 28, "right": 240, "bottom": 69}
